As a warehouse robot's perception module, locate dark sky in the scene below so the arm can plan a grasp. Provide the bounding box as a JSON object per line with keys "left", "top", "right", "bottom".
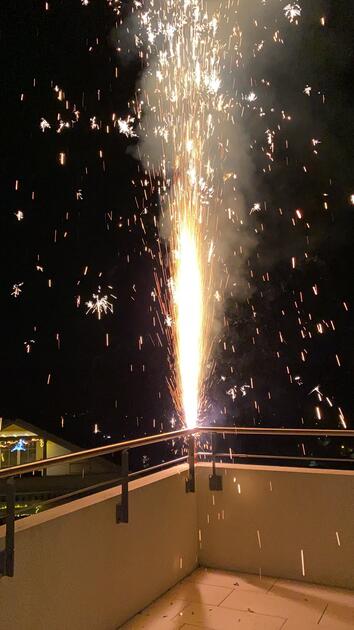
{"left": 0, "top": 0, "right": 353, "bottom": 462}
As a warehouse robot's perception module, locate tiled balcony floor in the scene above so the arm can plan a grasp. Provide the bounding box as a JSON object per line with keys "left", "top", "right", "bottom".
{"left": 120, "top": 568, "right": 354, "bottom": 630}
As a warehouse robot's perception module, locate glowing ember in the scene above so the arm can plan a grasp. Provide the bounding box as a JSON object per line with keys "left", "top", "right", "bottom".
{"left": 284, "top": 3, "right": 302, "bottom": 24}
{"left": 85, "top": 292, "right": 115, "bottom": 319}
{"left": 117, "top": 115, "right": 137, "bottom": 138}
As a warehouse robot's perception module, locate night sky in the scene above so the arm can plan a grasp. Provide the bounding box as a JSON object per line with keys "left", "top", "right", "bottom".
{"left": 1, "top": 1, "right": 353, "bottom": 463}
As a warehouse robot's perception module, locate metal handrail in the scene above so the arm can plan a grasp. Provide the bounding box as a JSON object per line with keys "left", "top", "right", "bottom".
{"left": 204, "top": 426, "right": 354, "bottom": 437}
{"left": 197, "top": 452, "right": 354, "bottom": 463}
{"left": 0, "top": 427, "right": 195, "bottom": 480}
{"left": 0, "top": 425, "right": 352, "bottom": 480}
{"left": 35, "top": 456, "right": 189, "bottom": 510}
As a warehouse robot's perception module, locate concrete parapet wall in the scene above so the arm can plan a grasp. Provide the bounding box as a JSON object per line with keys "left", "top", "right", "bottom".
{"left": 197, "top": 463, "right": 354, "bottom": 590}
{"left": 0, "top": 465, "right": 197, "bottom": 630}
{"left": 0, "top": 462, "right": 353, "bottom": 629}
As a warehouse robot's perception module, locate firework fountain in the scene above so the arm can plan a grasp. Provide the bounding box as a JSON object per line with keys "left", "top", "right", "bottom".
{"left": 132, "top": 0, "right": 239, "bottom": 428}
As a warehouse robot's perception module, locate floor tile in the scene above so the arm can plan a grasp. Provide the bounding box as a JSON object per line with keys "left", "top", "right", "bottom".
{"left": 166, "top": 581, "right": 233, "bottom": 606}
{"left": 282, "top": 622, "right": 337, "bottom": 630}
{"left": 187, "top": 567, "right": 276, "bottom": 592}
{"left": 119, "top": 568, "right": 354, "bottom": 630}
{"left": 141, "top": 594, "right": 189, "bottom": 620}
{"left": 173, "top": 603, "right": 215, "bottom": 627}
{"left": 176, "top": 602, "right": 285, "bottom": 629}
{"left": 271, "top": 579, "right": 354, "bottom": 606}
{"left": 319, "top": 602, "right": 354, "bottom": 629}
{"left": 119, "top": 595, "right": 188, "bottom": 629}
{"left": 120, "top": 615, "right": 183, "bottom": 629}
{"left": 220, "top": 589, "right": 327, "bottom": 624}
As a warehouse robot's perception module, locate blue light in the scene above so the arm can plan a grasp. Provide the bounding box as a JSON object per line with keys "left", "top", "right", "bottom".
{"left": 11, "top": 438, "right": 27, "bottom": 452}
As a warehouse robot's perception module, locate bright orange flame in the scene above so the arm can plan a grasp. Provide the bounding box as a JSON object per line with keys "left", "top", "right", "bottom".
{"left": 174, "top": 221, "right": 203, "bottom": 428}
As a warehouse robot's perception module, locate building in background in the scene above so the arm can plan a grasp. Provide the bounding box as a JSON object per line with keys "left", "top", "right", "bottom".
{"left": 0, "top": 417, "right": 119, "bottom": 520}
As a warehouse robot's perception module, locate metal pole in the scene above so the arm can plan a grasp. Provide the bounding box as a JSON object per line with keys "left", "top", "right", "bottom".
{"left": 0, "top": 477, "right": 15, "bottom": 577}
{"left": 185, "top": 436, "right": 195, "bottom": 493}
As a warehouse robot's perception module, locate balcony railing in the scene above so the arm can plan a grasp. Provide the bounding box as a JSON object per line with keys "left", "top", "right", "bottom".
{"left": 0, "top": 425, "right": 353, "bottom": 577}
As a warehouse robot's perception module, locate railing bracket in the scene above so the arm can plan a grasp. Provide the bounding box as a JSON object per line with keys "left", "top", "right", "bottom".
{"left": 209, "top": 472, "right": 222, "bottom": 491}
{"left": 185, "top": 436, "right": 195, "bottom": 493}
{"left": 209, "top": 433, "right": 222, "bottom": 491}
{"left": 116, "top": 450, "right": 129, "bottom": 523}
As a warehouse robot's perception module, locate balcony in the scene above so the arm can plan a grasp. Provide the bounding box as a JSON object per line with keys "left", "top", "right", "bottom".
{"left": 0, "top": 428, "right": 353, "bottom": 629}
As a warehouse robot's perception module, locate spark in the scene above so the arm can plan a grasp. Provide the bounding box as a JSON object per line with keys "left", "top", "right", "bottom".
{"left": 207, "top": 240, "right": 215, "bottom": 263}
{"left": 226, "top": 386, "right": 237, "bottom": 402}
{"left": 338, "top": 409, "right": 347, "bottom": 429}
{"left": 14, "top": 210, "right": 24, "bottom": 221}
{"left": 57, "top": 117, "right": 70, "bottom": 133}
{"left": 117, "top": 116, "right": 137, "bottom": 137}
{"left": 226, "top": 383, "right": 250, "bottom": 401}
{"left": 106, "top": 0, "right": 121, "bottom": 14}
{"left": 11, "top": 282, "right": 24, "bottom": 298}
{"left": 300, "top": 549, "right": 306, "bottom": 576}
{"left": 90, "top": 116, "right": 99, "bottom": 130}
{"left": 308, "top": 384, "right": 322, "bottom": 398}
{"left": 284, "top": 4, "right": 302, "bottom": 24}
{"left": 250, "top": 202, "right": 262, "bottom": 214}
{"left": 85, "top": 292, "right": 114, "bottom": 319}
{"left": 24, "top": 340, "right": 35, "bottom": 353}
{"left": 246, "top": 91, "right": 257, "bottom": 102}
{"left": 40, "top": 118, "right": 51, "bottom": 132}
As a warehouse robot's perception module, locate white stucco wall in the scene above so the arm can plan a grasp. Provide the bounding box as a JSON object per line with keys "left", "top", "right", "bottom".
{"left": 0, "top": 462, "right": 353, "bottom": 630}
{"left": 0, "top": 464, "right": 198, "bottom": 630}
{"left": 196, "top": 463, "right": 354, "bottom": 589}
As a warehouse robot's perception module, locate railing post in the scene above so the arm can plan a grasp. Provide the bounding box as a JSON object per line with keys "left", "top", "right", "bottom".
{"left": 185, "top": 435, "right": 195, "bottom": 493}
{"left": 0, "top": 477, "right": 15, "bottom": 577}
{"left": 116, "top": 450, "right": 129, "bottom": 523}
{"left": 209, "top": 433, "right": 222, "bottom": 491}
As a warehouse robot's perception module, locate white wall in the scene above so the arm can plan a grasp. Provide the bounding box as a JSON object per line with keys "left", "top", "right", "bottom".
{"left": 197, "top": 463, "right": 354, "bottom": 589}
{"left": 0, "top": 465, "right": 198, "bottom": 630}
{"left": 0, "top": 462, "right": 353, "bottom": 630}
